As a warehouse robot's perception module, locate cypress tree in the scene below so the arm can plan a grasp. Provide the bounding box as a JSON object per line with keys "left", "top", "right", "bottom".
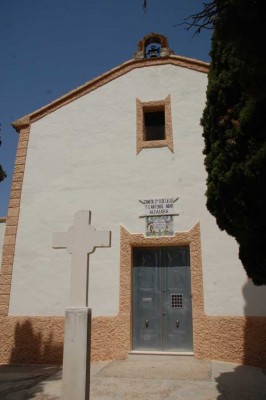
{"left": 202, "top": 0, "right": 266, "bottom": 284}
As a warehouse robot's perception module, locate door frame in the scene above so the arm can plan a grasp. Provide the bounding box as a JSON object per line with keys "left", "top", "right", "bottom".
{"left": 119, "top": 224, "right": 208, "bottom": 357}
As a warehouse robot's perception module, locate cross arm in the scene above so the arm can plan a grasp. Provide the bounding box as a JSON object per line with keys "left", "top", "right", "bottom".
{"left": 92, "top": 230, "right": 111, "bottom": 250}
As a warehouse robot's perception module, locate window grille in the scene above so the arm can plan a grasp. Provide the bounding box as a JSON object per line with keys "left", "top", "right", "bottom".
{"left": 171, "top": 294, "right": 183, "bottom": 308}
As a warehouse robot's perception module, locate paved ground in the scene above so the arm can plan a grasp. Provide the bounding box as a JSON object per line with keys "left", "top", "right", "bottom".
{"left": 0, "top": 356, "right": 266, "bottom": 399}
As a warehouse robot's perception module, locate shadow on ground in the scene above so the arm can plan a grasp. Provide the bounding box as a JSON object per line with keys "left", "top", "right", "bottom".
{"left": 0, "top": 364, "right": 62, "bottom": 400}
{"left": 215, "top": 364, "right": 266, "bottom": 400}
{"left": 0, "top": 319, "right": 62, "bottom": 399}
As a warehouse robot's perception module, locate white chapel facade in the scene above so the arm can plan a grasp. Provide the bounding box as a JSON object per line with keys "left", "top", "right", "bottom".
{"left": 0, "top": 34, "right": 266, "bottom": 367}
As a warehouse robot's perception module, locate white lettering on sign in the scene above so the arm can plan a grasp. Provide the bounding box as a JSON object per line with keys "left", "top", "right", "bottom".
{"left": 140, "top": 198, "right": 178, "bottom": 216}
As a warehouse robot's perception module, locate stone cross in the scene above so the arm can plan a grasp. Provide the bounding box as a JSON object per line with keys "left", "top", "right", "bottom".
{"left": 53, "top": 210, "right": 111, "bottom": 307}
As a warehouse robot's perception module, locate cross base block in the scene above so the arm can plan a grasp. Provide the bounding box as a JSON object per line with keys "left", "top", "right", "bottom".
{"left": 62, "top": 307, "right": 91, "bottom": 400}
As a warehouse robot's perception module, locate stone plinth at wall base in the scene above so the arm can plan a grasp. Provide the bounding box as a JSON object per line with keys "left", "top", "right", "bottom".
{"left": 62, "top": 307, "right": 91, "bottom": 400}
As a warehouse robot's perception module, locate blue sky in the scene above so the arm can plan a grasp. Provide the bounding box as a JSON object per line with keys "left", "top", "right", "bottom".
{"left": 0, "top": 0, "right": 212, "bottom": 216}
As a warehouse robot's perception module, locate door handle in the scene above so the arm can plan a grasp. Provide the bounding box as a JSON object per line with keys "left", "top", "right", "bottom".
{"left": 176, "top": 320, "right": 180, "bottom": 328}
{"left": 145, "top": 319, "right": 149, "bottom": 328}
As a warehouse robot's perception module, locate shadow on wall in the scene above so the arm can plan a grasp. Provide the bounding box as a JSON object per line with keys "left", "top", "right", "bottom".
{"left": 215, "top": 279, "right": 266, "bottom": 399}
{"left": 243, "top": 279, "right": 266, "bottom": 368}
{"left": 9, "top": 320, "right": 63, "bottom": 364}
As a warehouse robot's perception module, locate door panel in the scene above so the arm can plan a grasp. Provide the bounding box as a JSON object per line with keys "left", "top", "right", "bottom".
{"left": 133, "top": 248, "right": 161, "bottom": 350}
{"left": 133, "top": 247, "right": 193, "bottom": 352}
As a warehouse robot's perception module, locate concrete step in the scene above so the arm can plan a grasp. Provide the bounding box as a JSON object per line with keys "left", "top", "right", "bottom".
{"left": 96, "top": 356, "right": 212, "bottom": 381}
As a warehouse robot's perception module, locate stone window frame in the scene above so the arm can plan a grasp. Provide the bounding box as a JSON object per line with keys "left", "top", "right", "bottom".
{"left": 136, "top": 95, "right": 174, "bottom": 154}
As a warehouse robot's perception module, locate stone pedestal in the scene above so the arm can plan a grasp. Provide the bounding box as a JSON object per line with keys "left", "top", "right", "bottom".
{"left": 62, "top": 308, "right": 91, "bottom": 400}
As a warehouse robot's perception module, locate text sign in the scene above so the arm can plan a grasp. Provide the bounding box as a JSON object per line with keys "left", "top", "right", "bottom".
{"left": 141, "top": 198, "right": 175, "bottom": 216}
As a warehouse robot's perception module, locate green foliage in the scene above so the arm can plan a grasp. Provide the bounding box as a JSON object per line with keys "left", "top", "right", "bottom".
{"left": 0, "top": 165, "right": 7, "bottom": 182}
{"left": 202, "top": 0, "right": 266, "bottom": 284}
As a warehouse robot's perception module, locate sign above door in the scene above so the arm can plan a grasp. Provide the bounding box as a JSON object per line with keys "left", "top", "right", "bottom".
{"left": 139, "top": 197, "right": 179, "bottom": 237}
{"left": 139, "top": 197, "right": 179, "bottom": 217}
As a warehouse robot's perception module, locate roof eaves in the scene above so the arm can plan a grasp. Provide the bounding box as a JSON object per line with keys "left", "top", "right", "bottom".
{"left": 12, "top": 55, "right": 209, "bottom": 132}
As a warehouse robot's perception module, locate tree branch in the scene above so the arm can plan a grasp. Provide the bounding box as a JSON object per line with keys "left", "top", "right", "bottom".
{"left": 181, "top": 1, "right": 218, "bottom": 35}
{"left": 142, "top": 1, "right": 218, "bottom": 36}
{"left": 143, "top": 0, "right": 147, "bottom": 14}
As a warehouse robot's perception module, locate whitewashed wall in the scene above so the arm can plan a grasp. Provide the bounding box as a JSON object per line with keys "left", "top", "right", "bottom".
{"left": 0, "top": 220, "right": 6, "bottom": 270}
{"left": 8, "top": 64, "right": 266, "bottom": 316}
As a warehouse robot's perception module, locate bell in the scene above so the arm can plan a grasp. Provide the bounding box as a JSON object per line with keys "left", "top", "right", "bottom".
{"left": 147, "top": 45, "right": 160, "bottom": 58}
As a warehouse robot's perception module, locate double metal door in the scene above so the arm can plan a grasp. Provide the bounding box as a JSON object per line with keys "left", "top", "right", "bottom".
{"left": 132, "top": 247, "right": 193, "bottom": 352}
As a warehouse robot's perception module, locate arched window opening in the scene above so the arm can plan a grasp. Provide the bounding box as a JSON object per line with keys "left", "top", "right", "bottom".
{"left": 134, "top": 33, "right": 173, "bottom": 60}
